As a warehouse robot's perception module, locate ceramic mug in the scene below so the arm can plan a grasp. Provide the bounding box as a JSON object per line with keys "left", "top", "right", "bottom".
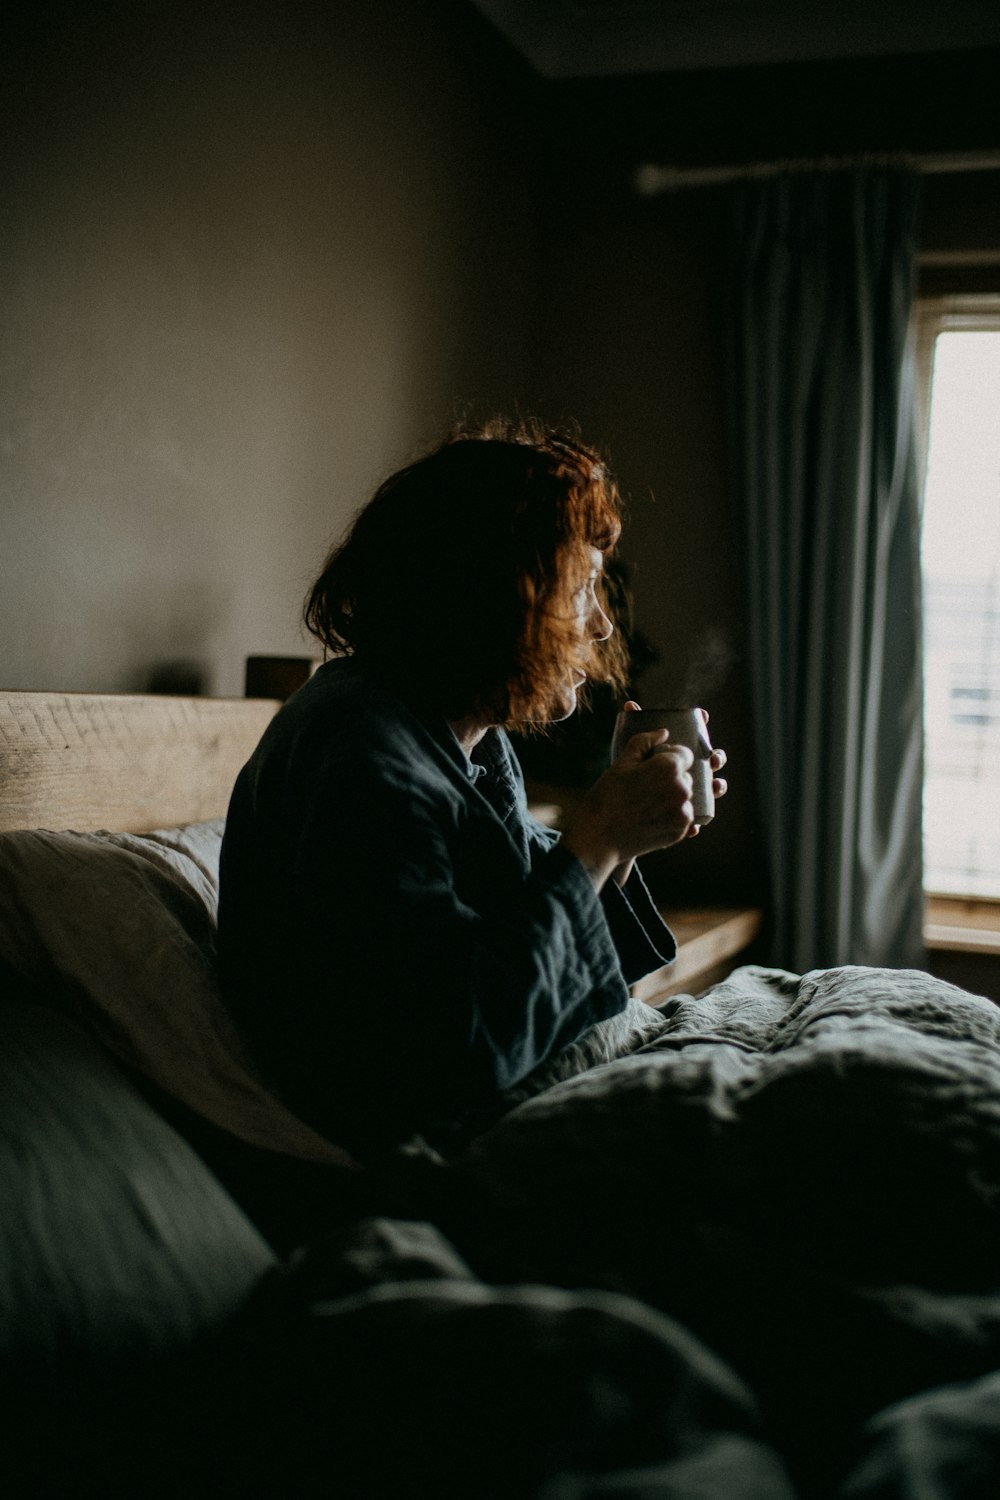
{"left": 611, "top": 706, "right": 715, "bottom": 825}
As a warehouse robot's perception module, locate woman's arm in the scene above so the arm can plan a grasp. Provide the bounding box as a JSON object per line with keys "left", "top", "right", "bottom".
{"left": 222, "top": 742, "right": 665, "bottom": 1154}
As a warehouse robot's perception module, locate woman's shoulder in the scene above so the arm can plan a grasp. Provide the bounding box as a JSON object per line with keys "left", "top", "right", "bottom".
{"left": 254, "top": 659, "right": 463, "bottom": 789}
{"left": 290, "top": 658, "right": 397, "bottom": 725}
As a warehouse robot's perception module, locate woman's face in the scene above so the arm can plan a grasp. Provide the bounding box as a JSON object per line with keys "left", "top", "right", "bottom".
{"left": 548, "top": 547, "right": 614, "bottom": 722}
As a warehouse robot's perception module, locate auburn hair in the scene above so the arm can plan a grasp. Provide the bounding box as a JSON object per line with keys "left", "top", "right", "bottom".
{"left": 303, "top": 418, "right": 629, "bottom": 726}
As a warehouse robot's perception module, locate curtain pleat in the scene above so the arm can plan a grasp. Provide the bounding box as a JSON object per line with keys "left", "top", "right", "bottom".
{"left": 727, "top": 169, "right": 925, "bottom": 971}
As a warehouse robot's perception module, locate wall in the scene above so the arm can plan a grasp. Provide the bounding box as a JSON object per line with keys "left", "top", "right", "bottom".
{"left": 529, "top": 47, "right": 1000, "bottom": 907}
{"left": 532, "top": 186, "right": 755, "bottom": 903}
{"left": 6, "top": 7, "right": 999, "bottom": 928}
{"left": 1, "top": 0, "right": 538, "bottom": 696}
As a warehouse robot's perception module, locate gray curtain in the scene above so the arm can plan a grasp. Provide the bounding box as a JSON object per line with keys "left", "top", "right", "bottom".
{"left": 727, "top": 168, "right": 925, "bottom": 971}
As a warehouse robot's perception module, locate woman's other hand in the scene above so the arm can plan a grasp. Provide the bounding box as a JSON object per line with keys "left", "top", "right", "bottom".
{"left": 562, "top": 700, "right": 729, "bottom": 890}
{"left": 619, "top": 701, "right": 729, "bottom": 840}
{"left": 561, "top": 703, "right": 696, "bottom": 890}
{"left": 700, "top": 707, "right": 729, "bottom": 812}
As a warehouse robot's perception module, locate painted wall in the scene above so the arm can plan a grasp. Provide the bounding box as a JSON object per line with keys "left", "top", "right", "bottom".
{"left": 531, "top": 188, "right": 756, "bottom": 901}
{"left": 531, "top": 50, "right": 1000, "bottom": 903}
{"left": 1, "top": 0, "right": 538, "bottom": 695}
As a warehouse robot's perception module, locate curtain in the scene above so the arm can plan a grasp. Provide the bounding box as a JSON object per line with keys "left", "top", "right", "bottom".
{"left": 727, "top": 168, "right": 925, "bottom": 971}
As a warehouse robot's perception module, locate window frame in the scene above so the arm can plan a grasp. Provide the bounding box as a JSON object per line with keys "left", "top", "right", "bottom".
{"left": 916, "top": 294, "right": 1000, "bottom": 950}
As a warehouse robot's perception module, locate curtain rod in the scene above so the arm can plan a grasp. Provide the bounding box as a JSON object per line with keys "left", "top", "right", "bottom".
{"left": 633, "top": 150, "right": 1000, "bottom": 195}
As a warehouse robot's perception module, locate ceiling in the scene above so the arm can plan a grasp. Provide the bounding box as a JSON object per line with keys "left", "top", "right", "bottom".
{"left": 470, "top": 0, "right": 1000, "bottom": 77}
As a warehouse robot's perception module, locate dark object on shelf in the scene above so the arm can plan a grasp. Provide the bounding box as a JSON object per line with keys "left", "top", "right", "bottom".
{"left": 245, "top": 656, "right": 317, "bottom": 702}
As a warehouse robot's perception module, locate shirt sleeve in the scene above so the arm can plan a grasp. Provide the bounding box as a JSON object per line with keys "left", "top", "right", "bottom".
{"left": 598, "top": 865, "right": 677, "bottom": 985}
{"left": 523, "top": 809, "right": 676, "bottom": 986}
{"left": 241, "top": 743, "right": 644, "bottom": 1152}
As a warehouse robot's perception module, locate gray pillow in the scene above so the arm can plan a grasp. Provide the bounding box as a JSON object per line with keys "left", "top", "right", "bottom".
{"left": 0, "top": 819, "right": 353, "bottom": 1165}
{"left": 0, "top": 976, "right": 278, "bottom": 1496}
{"left": 0, "top": 982, "right": 276, "bottom": 1368}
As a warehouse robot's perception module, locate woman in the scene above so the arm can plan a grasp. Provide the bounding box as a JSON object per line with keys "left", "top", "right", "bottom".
{"left": 218, "top": 420, "right": 727, "bottom": 1161}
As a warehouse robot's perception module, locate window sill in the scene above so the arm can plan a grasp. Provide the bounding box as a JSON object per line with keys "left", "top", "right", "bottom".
{"left": 632, "top": 906, "right": 763, "bottom": 1005}
{"left": 924, "top": 896, "right": 1000, "bottom": 954}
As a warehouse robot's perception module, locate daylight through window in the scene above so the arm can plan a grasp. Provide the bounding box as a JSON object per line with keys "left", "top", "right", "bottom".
{"left": 921, "top": 304, "right": 1000, "bottom": 898}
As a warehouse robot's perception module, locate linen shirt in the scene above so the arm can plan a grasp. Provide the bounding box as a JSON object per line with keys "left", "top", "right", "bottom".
{"left": 218, "top": 659, "right": 675, "bottom": 1158}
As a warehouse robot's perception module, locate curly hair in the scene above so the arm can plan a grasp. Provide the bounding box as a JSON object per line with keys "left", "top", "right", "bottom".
{"left": 303, "top": 418, "right": 629, "bottom": 726}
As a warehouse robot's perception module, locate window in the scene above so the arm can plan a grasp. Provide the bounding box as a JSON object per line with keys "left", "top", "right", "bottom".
{"left": 919, "top": 297, "right": 1000, "bottom": 922}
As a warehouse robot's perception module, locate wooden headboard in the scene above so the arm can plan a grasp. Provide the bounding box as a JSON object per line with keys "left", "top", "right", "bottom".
{"left": 0, "top": 692, "right": 279, "bottom": 834}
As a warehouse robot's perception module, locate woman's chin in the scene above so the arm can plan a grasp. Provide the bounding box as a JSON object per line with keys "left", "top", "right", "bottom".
{"left": 548, "top": 683, "right": 582, "bottom": 723}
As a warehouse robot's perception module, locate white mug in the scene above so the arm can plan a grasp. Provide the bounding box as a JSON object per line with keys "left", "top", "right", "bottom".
{"left": 611, "top": 707, "right": 715, "bottom": 825}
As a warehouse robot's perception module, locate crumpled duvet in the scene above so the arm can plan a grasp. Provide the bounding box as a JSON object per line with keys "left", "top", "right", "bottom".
{"left": 49, "top": 962, "right": 1000, "bottom": 1499}
{"left": 428, "top": 964, "right": 1000, "bottom": 1495}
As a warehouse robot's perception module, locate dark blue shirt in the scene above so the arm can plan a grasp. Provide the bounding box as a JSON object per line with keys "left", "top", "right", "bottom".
{"left": 218, "top": 659, "right": 674, "bottom": 1158}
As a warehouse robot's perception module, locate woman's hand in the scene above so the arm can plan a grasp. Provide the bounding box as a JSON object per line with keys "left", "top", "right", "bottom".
{"left": 700, "top": 707, "right": 729, "bottom": 816}
{"left": 617, "top": 702, "right": 729, "bottom": 861}
{"left": 562, "top": 701, "right": 729, "bottom": 891}
{"left": 609, "top": 700, "right": 644, "bottom": 886}
{"left": 561, "top": 706, "right": 696, "bottom": 890}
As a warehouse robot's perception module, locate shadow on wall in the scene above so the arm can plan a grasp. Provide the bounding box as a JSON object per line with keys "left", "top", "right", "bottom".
{"left": 139, "top": 654, "right": 320, "bottom": 700}
{"left": 143, "top": 660, "right": 208, "bottom": 696}
{"left": 127, "top": 578, "right": 228, "bottom": 697}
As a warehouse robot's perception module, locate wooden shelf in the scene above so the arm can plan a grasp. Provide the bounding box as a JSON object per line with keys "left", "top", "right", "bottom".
{"left": 631, "top": 905, "right": 764, "bottom": 1006}
{"left": 523, "top": 799, "right": 763, "bottom": 1003}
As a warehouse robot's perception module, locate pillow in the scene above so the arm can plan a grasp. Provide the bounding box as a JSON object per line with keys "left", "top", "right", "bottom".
{"left": 0, "top": 980, "right": 277, "bottom": 1364}
{"left": 0, "top": 977, "right": 279, "bottom": 1497}
{"left": 0, "top": 819, "right": 354, "bottom": 1167}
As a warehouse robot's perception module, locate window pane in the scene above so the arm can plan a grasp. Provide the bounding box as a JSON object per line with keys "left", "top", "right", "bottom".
{"left": 922, "top": 329, "right": 1000, "bottom": 897}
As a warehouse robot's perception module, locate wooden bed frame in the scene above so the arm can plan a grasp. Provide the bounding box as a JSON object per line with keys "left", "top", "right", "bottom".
{"left": 0, "top": 688, "right": 762, "bottom": 999}
{"left": 0, "top": 691, "right": 279, "bottom": 834}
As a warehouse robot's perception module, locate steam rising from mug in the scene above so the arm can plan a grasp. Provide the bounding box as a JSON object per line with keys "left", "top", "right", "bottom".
{"left": 611, "top": 707, "right": 715, "bottom": 825}
{"left": 682, "top": 628, "right": 734, "bottom": 707}
{"left": 645, "top": 628, "right": 735, "bottom": 715}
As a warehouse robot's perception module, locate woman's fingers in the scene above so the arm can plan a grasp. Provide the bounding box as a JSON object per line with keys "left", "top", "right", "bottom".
{"left": 619, "top": 727, "right": 694, "bottom": 767}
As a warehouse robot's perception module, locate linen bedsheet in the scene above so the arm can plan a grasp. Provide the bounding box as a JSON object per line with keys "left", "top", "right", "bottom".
{"left": 5, "top": 813, "right": 1000, "bottom": 1495}
{"left": 424, "top": 962, "right": 1000, "bottom": 1496}
{"left": 157, "top": 963, "right": 1000, "bottom": 1498}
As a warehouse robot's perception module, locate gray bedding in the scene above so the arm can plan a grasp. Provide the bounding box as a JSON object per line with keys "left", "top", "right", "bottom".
{"left": 6, "top": 813, "right": 1000, "bottom": 1495}
{"left": 431, "top": 963, "right": 1000, "bottom": 1495}
{"left": 131, "top": 962, "right": 1000, "bottom": 1498}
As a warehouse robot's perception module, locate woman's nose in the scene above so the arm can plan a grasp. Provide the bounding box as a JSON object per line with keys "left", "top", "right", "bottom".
{"left": 590, "top": 600, "right": 613, "bottom": 642}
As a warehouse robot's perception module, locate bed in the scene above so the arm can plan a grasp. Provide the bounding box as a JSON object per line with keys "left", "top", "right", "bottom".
{"left": 2, "top": 688, "right": 1000, "bottom": 1498}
